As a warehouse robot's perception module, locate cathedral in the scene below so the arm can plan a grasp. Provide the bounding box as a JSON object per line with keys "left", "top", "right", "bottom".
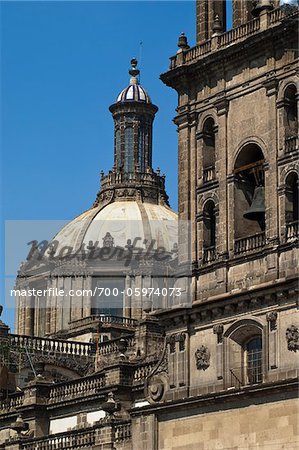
{"left": 0, "top": 1, "right": 298, "bottom": 449}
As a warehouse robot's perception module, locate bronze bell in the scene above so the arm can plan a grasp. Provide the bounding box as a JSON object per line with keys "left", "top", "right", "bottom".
{"left": 243, "top": 186, "right": 265, "bottom": 221}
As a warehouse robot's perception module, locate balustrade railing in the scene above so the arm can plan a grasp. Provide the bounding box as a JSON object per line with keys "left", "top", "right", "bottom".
{"left": 268, "top": 6, "right": 285, "bottom": 24}
{"left": 49, "top": 373, "right": 106, "bottom": 404}
{"left": 115, "top": 422, "right": 132, "bottom": 441}
{"left": 286, "top": 220, "right": 299, "bottom": 241}
{"left": 10, "top": 334, "right": 94, "bottom": 357}
{"left": 20, "top": 421, "right": 132, "bottom": 450}
{"left": 21, "top": 427, "right": 96, "bottom": 450}
{"left": 69, "top": 315, "right": 138, "bottom": 330}
{"left": 133, "top": 360, "right": 157, "bottom": 384}
{"left": 203, "top": 246, "right": 216, "bottom": 264}
{"left": 217, "top": 18, "right": 260, "bottom": 48}
{"left": 98, "top": 335, "right": 135, "bottom": 356}
{"left": 285, "top": 135, "right": 298, "bottom": 153}
{"left": 185, "top": 39, "right": 212, "bottom": 63}
{"left": 101, "top": 170, "right": 165, "bottom": 189}
{"left": 203, "top": 166, "right": 216, "bottom": 183}
{"left": 169, "top": 8, "right": 296, "bottom": 70}
{"left": 234, "top": 232, "right": 265, "bottom": 254}
{"left": 0, "top": 392, "right": 24, "bottom": 414}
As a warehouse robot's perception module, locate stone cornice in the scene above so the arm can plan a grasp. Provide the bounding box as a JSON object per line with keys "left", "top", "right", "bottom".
{"left": 152, "top": 277, "right": 298, "bottom": 328}
{"left": 130, "top": 378, "right": 298, "bottom": 416}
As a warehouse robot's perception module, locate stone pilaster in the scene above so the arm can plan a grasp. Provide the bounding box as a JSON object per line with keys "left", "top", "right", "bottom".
{"left": 264, "top": 74, "right": 279, "bottom": 245}
{"left": 215, "top": 97, "right": 229, "bottom": 259}
{"left": 267, "top": 311, "right": 278, "bottom": 370}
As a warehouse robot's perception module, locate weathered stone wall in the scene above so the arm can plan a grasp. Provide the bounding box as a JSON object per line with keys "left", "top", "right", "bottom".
{"left": 157, "top": 398, "right": 299, "bottom": 450}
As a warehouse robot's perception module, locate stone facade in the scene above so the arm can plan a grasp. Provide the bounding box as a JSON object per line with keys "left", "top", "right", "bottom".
{"left": 0, "top": 1, "right": 298, "bottom": 449}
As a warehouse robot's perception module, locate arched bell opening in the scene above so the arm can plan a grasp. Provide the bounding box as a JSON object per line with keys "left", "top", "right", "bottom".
{"left": 285, "top": 172, "right": 299, "bottom": 223}
{"left": 285, "top": 172, "right": 299, "bottom": 241}
{"left": 284, "top": 84, "right": 298, "bottom": 137}
{"left": 203, "top": 200, "right": 217, "bottom": 262}
{"left": 202, "top": 118, "right": 216, "bottom": 183}
{"left": 233, "top": 144, "right": 265, "bottom": 242}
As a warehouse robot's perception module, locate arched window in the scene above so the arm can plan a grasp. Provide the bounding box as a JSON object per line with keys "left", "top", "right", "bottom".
{"left": 225, "top": 320, "right": 263, "bottom": 388}
{"left": 285, "top": 172, "right": 299, "bottom": 241}
{"left": 284, "top": 85, "right": 298, "bottom": 153}
{"left": 124, "top": 127, "right": 134, "bottom": 173}
{"left": 285, "top": 172, "right": 299, "bottom": 223}
{"left": 202, "top": 118, "right": 216, "bottom": 183}
{"left": 233, "top": 144, "right": 266, "bottom": 252}
{"left": 203, "top": 200, "right": 216, "bottom": 262}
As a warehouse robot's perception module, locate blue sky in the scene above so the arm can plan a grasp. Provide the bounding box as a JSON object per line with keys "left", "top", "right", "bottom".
{"left": 1, "top": 1, "right": 233, "bottom": 329}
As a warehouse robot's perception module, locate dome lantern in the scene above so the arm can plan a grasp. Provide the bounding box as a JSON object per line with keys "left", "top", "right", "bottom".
{"left": 93, "top": 58, "right": 168, "bottom": 207}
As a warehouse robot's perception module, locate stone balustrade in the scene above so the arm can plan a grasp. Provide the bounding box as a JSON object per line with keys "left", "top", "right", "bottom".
{"left": 203, "top": 246, "right": 216, "bottom": 264}
{"left": 69, "top": 315, "right": 138, "bottom": 330}
{"left": 0, "top": 392, "right": 24, "bottom": 414}
{"left": 217, "top": 17, "right": 260, "bottom": 49}
{"left": 203, "top": 166, "right": 216, "bottom": 184}
{"left": 285, "top": 135, "right": 298, "bottom": 154}
{"left": 115, "top": 422, "right": 132, "bottom": 441}
{"left": 133, "top": 360, "right": 157, "bottom": 384}
{"left": 10, "top": 334, "right": 95, "bottom": 357}
{"left": 19, "top": 420, "right": 132, "bottom": 450}
{"left": 234, "top": 232, "right": 266, "bottom": 254}
{"left": 169, "top": 8, "right": 297, "bottom": 70}
{"left": 286, "top": 220, "right": 299, "bottom": 241}
{"left": 97, "top": 335, "right": 135, "bottom": 356}
{"left": 268, "top": 6, "right": 286, "bottom": 24}
{"left": 100, "top": 170, "right": 165, "bottom": 190}
{"left": 21, "top": 427, "right": 96, "bottom": 450}
{"left": 48, "top": 373, "right": 106, "bottom": 404}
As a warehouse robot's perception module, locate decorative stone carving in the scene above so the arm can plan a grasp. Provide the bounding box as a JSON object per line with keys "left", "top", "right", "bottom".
{"left": 146, "top": 372, "right": 169, "bottom": 403}
{"left": 286, "top": 325, "right": 299, "bottom": 352}
{"left": 195, "top": 345, "right": 210, "bottom": 371}
{"left": 166, "top": 333, "right": 186, "bottom": 353}
{"left": 213, "top": 324, "right": 224, "bottom": 343}
{"left": 102, "top": 232, "right": 114, "bottom": 248}
{"left": 144, "top": 338, "right": 169, "bottom": 403}
{"left": 266, "top": 311, "right": 278, "bottom": 331}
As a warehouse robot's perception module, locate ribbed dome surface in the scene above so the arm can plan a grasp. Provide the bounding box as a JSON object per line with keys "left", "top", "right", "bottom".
{"left": 51, "top": 201, "right": 177, "bottom": 255}
{"left": 116, "top": 84, "right": 151, "bottom": 103}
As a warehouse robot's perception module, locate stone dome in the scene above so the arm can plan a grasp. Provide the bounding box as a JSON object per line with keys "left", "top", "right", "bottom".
{"left": 51, "top": 201, "right": 178, "bottom": 255}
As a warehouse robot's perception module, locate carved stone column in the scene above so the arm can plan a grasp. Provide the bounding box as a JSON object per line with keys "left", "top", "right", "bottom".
{"left": 213, "top": 323, "right": 224, "bottom": 380}
{"left": 266, "top": 311, "right": 278, "bottom": 370}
